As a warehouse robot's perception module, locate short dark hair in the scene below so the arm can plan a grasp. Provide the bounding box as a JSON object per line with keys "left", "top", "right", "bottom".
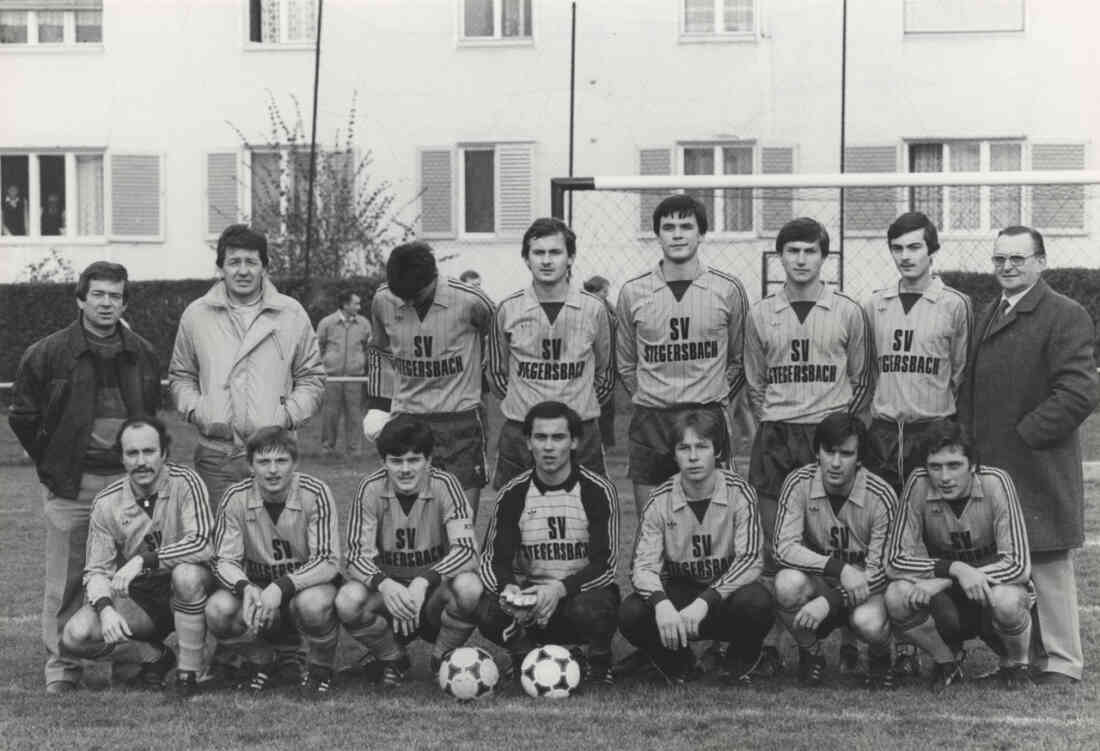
{"left": 76, "top": 261, "right": 129, "bottom": 302}
{"left": 336, "top": 288, "right": 358, "bottom": 307}
{"left": 376, "top": 416, "right": 435, "bottom": 460}
{"left": 887, "top": 211, "right": 940, "bottom": 253}
{"left": 216, "top": 224, "right": 269, "bottom": 268}
{"left": 813, "top": 412, "right": 868, "bottom": 461}
{"left": 920, "top": 420, "right": 979, "bottom": 467}
{"left": 115, "top": 415, "right": 171, "bottom": 456}
{"left": 997, "top": 225, "right": 1046, "bottom": 258}
{"left": 671, "top": 409, "right": 729, "bottom": 463}
{"left": 246, "top": 425, "right": 299, "bottom": 463}
{"left": 776, "top": 217, "right": 831, "bottom": 257}
{"left": 583, "top": 275, "right": 609, "bottom": 294}
{"left": 458, "top": 269, "right": 481, "bottom": 283}
{"left": 652, "top": 194, "right": 709, "bottom": 236}
{"left": 386, "top": 241, "right": 438, "bottom": 300}
{"left": 523, "top": 401, "right": 582, "bottom": 439}
{"left": 522, "top": 217, "right": 577, "bottom": 259}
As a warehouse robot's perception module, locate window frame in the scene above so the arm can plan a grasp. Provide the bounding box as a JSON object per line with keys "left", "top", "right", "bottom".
{"left": 243, "top": 0, "right": 317, "bottom": 51}
{"left": 678, "top": 0, "right": 758, "bottom": 43}
{"left": 457, "top": 144, "right": 497, "bottom": 239}
{"left": 0, "top": 7, "right": 103, "bottom": 51}
{"left": 457, "top": 0, "right": 534, "bottom": 47}
{"left": 677, "top": 141, "right": 760, "bottom": 237}
{"left": 0, "top": 148, "right": 107, "bottom": 244}
{"left": 902, "top": 0, "right": 1026, "bottom": 35}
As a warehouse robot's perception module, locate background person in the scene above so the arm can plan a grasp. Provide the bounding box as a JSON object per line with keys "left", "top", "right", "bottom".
{"left": 317, "top": 288, "right": 371, "bottom": 456}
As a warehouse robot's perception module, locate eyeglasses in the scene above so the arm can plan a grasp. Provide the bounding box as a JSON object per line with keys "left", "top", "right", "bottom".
{"left": 991, "top": 254, "right": 1037, "bottom": 268}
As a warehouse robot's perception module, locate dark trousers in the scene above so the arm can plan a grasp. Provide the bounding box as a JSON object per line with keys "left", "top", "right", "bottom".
{"left": 477, "top": 585, "right": 619, "bottom": 653}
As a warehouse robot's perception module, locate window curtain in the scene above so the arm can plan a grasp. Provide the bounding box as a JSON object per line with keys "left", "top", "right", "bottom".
{"left": 76, "top": 154, "right": 104, "bottom": 235}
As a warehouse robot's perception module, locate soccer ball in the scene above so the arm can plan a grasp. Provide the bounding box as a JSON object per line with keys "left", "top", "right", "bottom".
{"left": 437, "top": 647, "right": 499, "bottom": 701}
{"left": 520, "top": 645, "right": 582, "bottom": 699}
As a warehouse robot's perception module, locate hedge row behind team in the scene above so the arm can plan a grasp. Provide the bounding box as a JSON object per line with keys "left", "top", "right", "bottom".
{"left": 9, "top": 194, "right": 1095, "bottom": 697}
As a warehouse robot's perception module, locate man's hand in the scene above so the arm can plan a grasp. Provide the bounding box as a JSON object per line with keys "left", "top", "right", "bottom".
{"left": 794, "top": 596, "right": 831, "bottom": 631}
{"left": 379, "top": 578, "right": 418, "bottom": 622}
{"left": 655, "top": 599, "right": 687, "bottom": 650}
{"left": 522, "top": 581, "right": 567, "bottom": 627}
{"left": 839, "top": 564, "right": 870, "bottom": 606}
{"left": 950, "top": 562, "right": 992, "bottom": 605}
{"left": 99, "top": 606, "right": 132, "bottom": 645}
{"left": 907, "top": 578, "right": 951, "bottom": 610}
{"left": 679, "top": 598, "right": 709, "bottom": 640}
{"left": 255, "top": 583, "right": 284, "bottom": 630}
{"left": 499, "top": 584, "right": 537, "bottom": 624}
{"left": 399, "top": 577, "right": 430, "bottom": 636}
{"left": 242, "top": 584, "right": 264, "bottom": 631}
{"left": 111, "top": 557, "right": 144, "bottom": 599}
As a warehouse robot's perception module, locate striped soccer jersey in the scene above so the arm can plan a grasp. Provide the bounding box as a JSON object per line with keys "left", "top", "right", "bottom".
{"left": 616, "top": 263, "right": 748, "bottom": 408}
{"left": 745, "top": 284, "right": 873, "bottom": 424}
{"left": 84, "top": 463, "right": 214, "bottom": 604}
{"left": 886, "top": 466, "right": 1029, "bottom": 585}
{"left": 345, "top": 466, "right": 477, "bottom": 588}
{"left": 865, "top": 277, "right": 972, "bottom": 422}
{"left": 491, "top": 285, "right": 615, "bottom": 421}
{"left": 631, "top": 469, "right": 763, "bottom": 605}
{"left": 480, "top": 467, "right": 619, "bottom": 594}
{"left": 368, "top": 279, "right": 498, "bottom": 414}
{"left": 774, "top": 465, "right": 897, "bottom": 596}
{"left": 213, "top": 473, "right": 340, "bottom": 592}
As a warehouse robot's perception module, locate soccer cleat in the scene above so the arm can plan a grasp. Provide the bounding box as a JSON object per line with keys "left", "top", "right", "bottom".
{"left": 236, "top": 662, "right": 275, "bottom": 694}
{"left": 651, "top": 649, "right": 700, "bottom": 687}
{"left": 274, "top": 649, "right": 305, "bottom": 684}
{"left": 135, "top": 645, "right": 176, "bottom": 689}
{"left": 751, "top": 645, "right": 784, "bottom": 678}
{"left": 585, "top": 656, "right": 615, "bottom": 687}
{"left": 864, "top": 653, "right": 896, "bottom": 690}
{"left": 173, "top": 670, "right": 199, "bottom": 700}
{"left": 838, "top": 643, "right": 861, "bottom": 674}
{"left": 997, "top": 663, "right": 1034, "bottom": 690}
{"left": 299, "top": 665, "right": 333, "bottom": 698}
{"left": 429, "top": 652, "right": 446, "bottom": 678}
{"left": 380, "top": 656, "right": 410, "bottom": 689}
{"left": 798, "top": 648, "right": 826, "bottom": 687}
{"left": 614, "top": 649, "right": 656, "bottom": 677}
{"left": 928, "top": 660, "right": 964, "bottom": 694}
{"left": 45, "top": 680, "right": 77, "bottom": 696}
{"left": 893, "top": 643, "right": 921, "bottom": 678}
{"left": 719, "top": 653, "right": 756, "bottom": 686}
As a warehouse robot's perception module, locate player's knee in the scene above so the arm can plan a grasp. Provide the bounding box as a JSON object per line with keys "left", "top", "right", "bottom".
{"left": 728, "top": 581, "right": 775, "bottom": 629}
{"left": 774, "top": 569, "right": 811, "bottom": 608}
{"left": 884, "top": 581, "right": 915, "bottom": 621}
{"left": 448, "top": 572, "right": 483, "bottom": 615}
{"left": 988, "top": 584, "right": 1028, "bottom": 623}
{"left": 171, "top": 563, "right": 210, "bottom": 601}
{"left": 293, "top": 585, "right": 337, "bottom": 632}
{"left": 850, "top": 600, "right": 889, "bottom": 645}
{"left": 335, "top": 580, "right": 369, "bottom": 624}
{"left": 60, "top": 609, "right": 99, "bottom": 656}
{"left": 204, "top": 590, "right": 240, "bottom": 635}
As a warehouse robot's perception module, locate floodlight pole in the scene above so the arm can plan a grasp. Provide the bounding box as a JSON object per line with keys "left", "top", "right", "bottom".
{"left": 304, "top": 0, "right": 324, "bottom": 281}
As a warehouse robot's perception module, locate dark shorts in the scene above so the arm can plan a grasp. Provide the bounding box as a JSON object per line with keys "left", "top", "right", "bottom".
{"left": 477, "top": 585, "right": 620, "bottom": 647}
{"left": 415, "top": 409, "right": 487, "bottom": 489}
{"left": 865, "top": 417, "right": 949, "bottom": 495}
{"left": 128, "top": 570, "right": 175, "bottom": 641}
{"left": 493, "top": 418, "right": 606, "bottom": 489}
{"left": 927, "top": 583, "right": 1032, "bottom": 655}
{"left": 748, "top": 421, "right": 818, "bottom": 499}
{"left": 628, "top": 403, "right": 731, "bottom": 485}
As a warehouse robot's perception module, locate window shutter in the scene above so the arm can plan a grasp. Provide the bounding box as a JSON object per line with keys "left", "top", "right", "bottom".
{"left": 843, "top": 145, "right": 898, "bottom": 232}
{"left": 205, "top": 151, "right": 239, "bottom": 237}
{"left": 109, "top": 153, "right": 163, "bottom": 241}
{"left": 1031, "top": 143, "right": 1085, "bottom": 230}
{"left": 760, "top": 146, "right": 794, "bottom": 235}
{"left": 496, "top": 142, "right": 534, "bottom": 236}
{"left": 419, "top": 148, "right": 454, "bottom": 238}
{"left": 639, "top": 148, "right": 672, "bottom": 232}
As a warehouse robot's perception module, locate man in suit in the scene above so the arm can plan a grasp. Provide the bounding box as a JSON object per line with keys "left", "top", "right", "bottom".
{"left": 959, "top": 225, "right": 1098, "bottom": 685}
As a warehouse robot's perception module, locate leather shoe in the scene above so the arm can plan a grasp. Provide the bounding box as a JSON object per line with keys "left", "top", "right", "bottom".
{"left": 1034, "top": 671, "right": 1080, "bottom": 686}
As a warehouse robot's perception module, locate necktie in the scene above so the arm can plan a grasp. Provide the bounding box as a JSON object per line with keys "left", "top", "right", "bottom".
{"left": 985, "top": 299, "right": 1010, "bottom": 340}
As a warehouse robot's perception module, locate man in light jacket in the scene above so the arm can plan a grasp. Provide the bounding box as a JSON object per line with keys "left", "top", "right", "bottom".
{"left": 316, "top": 288, "right": 371, "bottom": 456}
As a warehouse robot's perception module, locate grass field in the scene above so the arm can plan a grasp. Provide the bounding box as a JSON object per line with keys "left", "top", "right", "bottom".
{"left": 1, "top": 398, "right": 1098, "bottom": 750}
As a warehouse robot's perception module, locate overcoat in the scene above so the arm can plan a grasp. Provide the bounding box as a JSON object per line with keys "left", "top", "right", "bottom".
{"left": 958, "top": 278, "right": 1098, "bottom": 551}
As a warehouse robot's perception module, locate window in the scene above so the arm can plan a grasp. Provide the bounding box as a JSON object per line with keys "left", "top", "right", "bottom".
{"left": 248, "top": 0, "right": 316, "bottom": 45}
{"left": 461, "top": 0, "right": 532, "bottom": 42}
{"left": 682, "top": 143, "right": 755, "bottom": 234}
{"left": 1, "top": 151, "right": 104, "bottom": 239}
{"left": 908, "top": 140, "right": 1024, "bottom": 233}
{"left": 0, "top": 2, "right": 102, "bottom": 46}
{"left": 904, "top": 0, "right": 1024, "bottom": 34}
{"left": 681, "top": 0, "right": 755, "bottom": 39}
{"left": 243, "top": 147, "right": 351, "bottom": 237}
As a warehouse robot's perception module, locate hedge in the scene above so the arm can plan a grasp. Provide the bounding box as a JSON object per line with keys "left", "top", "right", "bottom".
{"left": 0, "top": 275, "right": 383, "bottom": 382}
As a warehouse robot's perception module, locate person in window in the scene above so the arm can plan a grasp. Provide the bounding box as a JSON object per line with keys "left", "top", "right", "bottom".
{"left": 42, "top": 192, "right": 65, "bottom": 236}
{"left": 3, "top": 183, "right": 27, "bottom": 235}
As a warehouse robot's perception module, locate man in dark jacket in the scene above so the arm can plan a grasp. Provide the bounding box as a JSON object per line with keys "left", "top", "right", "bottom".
{"left": 959, "top": 226, "right": 1098, "bottom": 685}
{"left": 9, "top": 261, "right": 161, "bottom": 694}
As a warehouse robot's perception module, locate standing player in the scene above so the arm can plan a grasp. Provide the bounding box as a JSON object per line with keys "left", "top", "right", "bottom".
{"left": 619, "top": 409, "right": 772, "bottom": 685}
{"left": 61, "top": 417, "right": 213, "bottom": 697}
{"left": 864, "top": 212, "right": 972, "bottom": 676}
{"left": 616, "top": 195, "right": 749, "bottom": 516}
{"left": 491, "top": 218, "right": 615, "bottom": 487}
{"left": 336, "top": 416, "right": 482, "bottom": 687}
{"left": 368, "top": 241, "right": 498, "bottom": 517}
{"left": 773, "top": 413, "right": 896, "bottom": 687}
{"left": 477, "top": 401, "right": 621, "bottom": 684}
{"left": 744, "top": 217, "right": 873, "bottom": 674}
{"left": 885, "top": 421, "right": 1033, "bottom": 691}
{"left": 205, "top": 427, "right": 341, "bottom": 696}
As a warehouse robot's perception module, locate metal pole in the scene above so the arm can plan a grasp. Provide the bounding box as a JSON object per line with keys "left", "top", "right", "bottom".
{"left": 838, "top": 0, "right": 847, "bottom": 290}
{"left": 568, "top": 2, "right": 577, "bottom": 225}
{"left": 304, "top": 0, "right": 324, "bottom": 280}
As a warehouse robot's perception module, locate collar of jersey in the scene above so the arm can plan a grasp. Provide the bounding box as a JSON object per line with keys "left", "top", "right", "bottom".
{"left": 531, "top": 468, "right": 580, "bottom": 494}
{"left": 520, "top": 284, "right": 583, "bottom": 311}
{"left": 881, "top": 276, "right": 944, "bottom": 302}
{"left": 810, "top": 464, "right": 868, "bottom": 507}
{"left": 924, "top": 468, "right": 985, "bottom": 502}
{"left": 771, "top": 283, "right": 834, "bottom": 313}
{"left": 670, "top": 470, "right": 731, "bottom": 510}
{"left": 247, "top": 473, "right": 303, "bottom": 510}
{"left": 653, "top": 261, "right": 708, "bottom": 288}
{"left": 124, "top": 464, "right": 172, "bottom": 510}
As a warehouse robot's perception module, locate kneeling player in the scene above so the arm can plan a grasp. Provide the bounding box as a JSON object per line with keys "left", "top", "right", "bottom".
{"left": 478, "top": 401, "right": 621, "bottom": 685}
{"left": 620, "top": 409, "right": 772, "bottom": 685}
{"left": 205, "top": 427, "right": 341, "bottom": 695}
{"left": 885, "top": 421, "right": 1033, "bottom": 691}
{"left": 62, "top": 417, "right": 213, "bottom": 697}
{"left": 336, "top": 416, "right": 481, "bottom": 687}
{"left": 773, "top": 413, "right": 897, "bottom": 687}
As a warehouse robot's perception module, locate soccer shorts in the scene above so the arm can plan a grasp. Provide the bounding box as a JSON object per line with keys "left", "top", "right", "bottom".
{"left": 476, "top": 585, "right": 620, "bottom": 647}
{"left": 416, "top": 409, "right": 487, "bottom": 488}
{"left": 929, "top": 582, "right": 1035, "bottom": 654}
{"left": 865, "top": 417, "right": 949, "bottom": 495}
{"left": 492, "top": 418, "right": 606, "bottom": 489}
{"left": 628, "top": 403, "right": 731, "bottom": 485}
{"left": 128, "top": 569, "right": 175, "bottom": 641}
{"left": 748, "top": 421, "right": 817, "bottom": 499}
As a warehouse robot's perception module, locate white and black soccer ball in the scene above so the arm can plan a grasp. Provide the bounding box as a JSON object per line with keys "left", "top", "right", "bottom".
{"left": 520, "top": 645, "right": 582, "bottom": 699}
{"left": 437, "top": 646, "right": 499, "bottom": 701}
